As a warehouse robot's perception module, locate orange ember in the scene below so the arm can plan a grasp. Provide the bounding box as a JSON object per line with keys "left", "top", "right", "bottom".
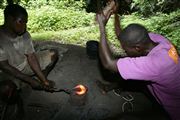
{"left": 74, "top": 85, "right": 87, "bottom": 95}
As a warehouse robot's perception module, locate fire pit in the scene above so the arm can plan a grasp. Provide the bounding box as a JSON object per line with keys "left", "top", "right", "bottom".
{"left": 69, "top": 84, "right": 88, "bottom": 106}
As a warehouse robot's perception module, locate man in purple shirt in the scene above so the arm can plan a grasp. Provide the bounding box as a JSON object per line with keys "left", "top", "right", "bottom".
{"left": 96, "top": 1, "right": 180, "bottom": 120}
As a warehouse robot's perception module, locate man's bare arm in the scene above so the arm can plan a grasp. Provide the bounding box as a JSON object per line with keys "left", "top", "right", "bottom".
{"left": 0, "top": 60, "right": 40, "bottom": 86}
{"left": 97, "top": 13, "right": 118, "bottom": 72}
{"left": 25, "top": 53, "right": 49, "bottom": 86}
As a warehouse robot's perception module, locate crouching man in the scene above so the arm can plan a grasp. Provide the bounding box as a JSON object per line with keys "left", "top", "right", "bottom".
{"left": 0, "top": 4, "right": 59, "bottom": 103}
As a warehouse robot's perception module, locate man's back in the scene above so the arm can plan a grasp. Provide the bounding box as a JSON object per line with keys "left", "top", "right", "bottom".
{"left": 117, "top": 32, "right": 180, "bottom": 119}
{"left": 147, "top": 33, "right": 180, "bottom": 120}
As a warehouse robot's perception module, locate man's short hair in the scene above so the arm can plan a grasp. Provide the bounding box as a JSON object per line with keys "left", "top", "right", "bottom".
{"left": 119, "top": 23, "right": 151, "bottom": 46}
{"left": 4, "top": 4, "right": 27, "bottom": 21}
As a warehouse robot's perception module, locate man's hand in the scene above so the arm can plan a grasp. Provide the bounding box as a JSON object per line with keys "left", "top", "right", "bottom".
{"left": 112, "top": 0, "right": 119, "bottom": 14}
{"left": 96, "top": 13, "right": 108, "bottom": 26}
{"left": 103, "top": 0, "right": 117, "bottom": 19}
{"left": 30, "top": 79, "right": 44, "bottom": 90}
{"left": 43, "top": 80, "right": 56, "bottom": 92}
{"left": 30, "top": 78, "right": 56, "bottom": 92}
{"left": 96, "top": 0, "right": 118, "bottom": 26}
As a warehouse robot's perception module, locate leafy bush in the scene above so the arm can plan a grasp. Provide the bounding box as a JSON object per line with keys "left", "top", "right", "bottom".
{"left": 27, "top": 6, "right": 94, "bottom": 32}
{"left": 0, "top": 1, "right": 179, "bottom": 50}
{"left": 119, "top": 9, "right": 180, "bottom": 48}
{"left": 48, "top": 0, "right": 85, "bottom": 10}
{"left": 20, "top": 0, "right": 85, "bottom": 11}
{"left": 145, "top": 10, "right": 180, "bottom": 46}
{"left": 133, "top": 0, "right": 180, "bottom": 16}
{"left": 0, "top": 9, "right": 3, "bottom": 24}
{"left": 27, "top": 7, "right": 179, "bottom": 50}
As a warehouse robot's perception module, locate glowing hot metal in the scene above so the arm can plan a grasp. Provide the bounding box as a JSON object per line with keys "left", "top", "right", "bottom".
{"left": 69, "top": 84, "right": 88, "bottom": 106}
{"left": 73, "top": 84, "right": 87, "bottom": 95}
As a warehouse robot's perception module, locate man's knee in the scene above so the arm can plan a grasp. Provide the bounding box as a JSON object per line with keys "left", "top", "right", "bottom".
{"left": 49, "top": 49, "right": 59, "bottom": 63}
{"left": 0, "top": 80, "right": 19, "bottom": 104}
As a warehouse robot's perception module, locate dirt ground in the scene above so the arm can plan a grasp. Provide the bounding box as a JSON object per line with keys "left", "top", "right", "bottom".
{"left": 0, "top": 41, "right": 169, "bottom": 120}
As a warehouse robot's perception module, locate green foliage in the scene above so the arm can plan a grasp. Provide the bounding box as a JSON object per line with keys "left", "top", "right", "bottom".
{"left": 145, "top": 10, "right": 180, "bottom": 46}
{"left": 0, "top": 0, "right": 7, "bottom": 8}
{"left": 20, "top": 0, "right": 85, "bottom": 11}
{"left": 0, "top": 0, "right": 4, "bottom": 8}
{"left": 31, "top": 26, "right": 100, "bottom": 46}
{"left": 27, "top": 7, "right": 180, "bottom": 50}
{"left": 0, "top": 0, "right": 179, "bottom": 50}
{"left": 20, "top": 0, "right": 47, "bottom": 8}
{"left": 133, "top": 0, "right": 155, "bottom": 16}
{"left": 48, "top": 0, "right": 85, "bottom": 10}
{"left": 119, "top": 9, "right": 180, "bottom": 48}
{"left": 27, "top": 6, "right": 94, "bottom": 32}
{"left": 133, "top": 0, "right": 180, "bottom": 16}
{"left": 0, "top": 9, "right": 3, "bottom": 24}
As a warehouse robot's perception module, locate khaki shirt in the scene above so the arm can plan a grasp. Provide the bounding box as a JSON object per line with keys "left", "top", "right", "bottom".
{"left": 0, "top": 28, "right": 35, "bottom": 71}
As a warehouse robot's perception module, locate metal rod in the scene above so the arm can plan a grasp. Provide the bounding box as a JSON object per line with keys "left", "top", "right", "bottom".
{"left": 53, "top": 89, "right": 71, "bottom": 94}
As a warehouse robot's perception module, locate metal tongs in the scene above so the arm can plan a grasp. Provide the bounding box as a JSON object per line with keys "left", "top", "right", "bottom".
{"left": 52, "top": 88, "right": 71, "bottom": 94}
{"left": 52, "top": 86, "right": 83, "bottom": 95}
